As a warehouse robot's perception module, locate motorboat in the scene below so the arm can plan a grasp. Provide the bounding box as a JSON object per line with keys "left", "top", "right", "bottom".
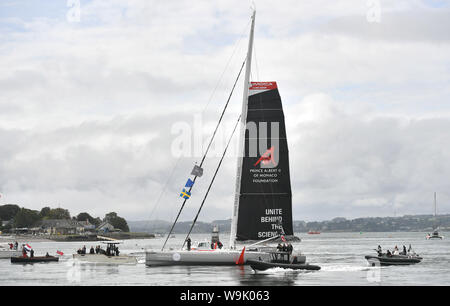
{"left": 73, "top": 241, "right": 137, "bottom": 265}
{"left": 248, "top": 251, "right": 320, "bottom": 271}
{"left": 365, "top": 249, "right": 422, "bottom": 266}
{"left": 0, "top": 245, "right": 22, "bottom": 259}
{"left": 426, "top": 230, "right": 443, "bottom": 240}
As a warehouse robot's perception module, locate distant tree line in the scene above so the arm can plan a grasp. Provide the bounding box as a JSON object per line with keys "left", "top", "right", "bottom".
{"left": 128, "top": 214, "right": 450, "bottom": 234}
{"left": 0, "top": 204, "right": 129, "bottom": 232}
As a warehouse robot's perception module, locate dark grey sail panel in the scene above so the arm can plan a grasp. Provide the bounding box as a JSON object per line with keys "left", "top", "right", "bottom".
{"left": 236, "top": 84, "right": 293, "bottom": 241}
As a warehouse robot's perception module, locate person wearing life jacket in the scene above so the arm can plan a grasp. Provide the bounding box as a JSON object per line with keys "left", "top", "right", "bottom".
{"left": 393, "top": 245, "right": 399, "bottom": 255}
{"left": 377, "top": 245, "right": 382, "bottom": 256}
{"left": 186, "top": 237, "right": 192, "bottom": 251}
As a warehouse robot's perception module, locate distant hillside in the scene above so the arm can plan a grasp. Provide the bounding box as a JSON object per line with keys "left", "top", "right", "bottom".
{"left": 128, "top": 214, "right": 450, "bottom": 234}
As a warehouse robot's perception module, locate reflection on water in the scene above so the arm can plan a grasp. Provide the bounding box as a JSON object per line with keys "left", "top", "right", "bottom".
{"left": 0, "top": 232, "right": 449, "bottom": 285}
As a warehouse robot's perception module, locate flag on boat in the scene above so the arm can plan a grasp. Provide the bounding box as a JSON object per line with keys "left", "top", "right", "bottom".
{"left": 185, "top": 178, "right": 194, "bottom": 188}
{"left": 180, "top": 189, "right": 191, "bottom": 200}
{"left": 56, "top": 250, "right": 64, "bottom": 256}
{"left": 24, "top": 244, "right": 32, "bottom": 252}
{"left": 191, "top": 165, "right": 204, "bottom": 177}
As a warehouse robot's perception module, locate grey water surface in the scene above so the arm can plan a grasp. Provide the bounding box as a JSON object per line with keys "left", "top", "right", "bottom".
{"left": 0, "top": 232, "right": 448, "bottom": 286}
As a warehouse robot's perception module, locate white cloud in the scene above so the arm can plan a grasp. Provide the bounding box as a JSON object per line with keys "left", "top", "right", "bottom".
{"left": 0, "top": 0, "right": 449, "bottom": 221}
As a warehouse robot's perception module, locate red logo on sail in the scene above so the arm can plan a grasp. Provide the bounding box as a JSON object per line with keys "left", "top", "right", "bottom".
{"left": 249, "top": 82, "right": 278, "bottom": 90}
{"left": 254, "top": 147, "right": 276, "bottom": 167}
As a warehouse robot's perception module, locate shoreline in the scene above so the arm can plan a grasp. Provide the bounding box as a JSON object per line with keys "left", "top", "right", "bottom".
{"left": 0, "top": 232, "right": 156, "bottom": 243}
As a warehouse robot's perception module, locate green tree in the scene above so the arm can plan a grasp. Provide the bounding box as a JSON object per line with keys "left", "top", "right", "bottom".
{"left": 104, "top": 212, "right": 129, "bottom": 232}
{"left": 76, "top": 212, "right": 100, "bottom": 226}
{"left": 47, "top": 208, "right": 71, "bottom": 220}
{"left": 39, "top": 207, "right": 51, "bottom": 219}
{"left": 14, "top": 208, "right": 41, "bottom": 228}
{"left": 0, "top": 204, "right": 20, "bottom": 221}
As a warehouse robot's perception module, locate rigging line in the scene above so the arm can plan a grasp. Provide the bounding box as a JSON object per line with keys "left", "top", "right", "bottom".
{"left": 146, "top": 156, "right": 181, "bottom": 223}
{"left": 161, "top": 59, "right": 246, "bottom": 251}
{"left": 182, "top": 115, "right": 242, "bottom": 249}
{"left": 148, "top": 19, "right": 251, "bottom": 231}
{"left": 202, "top": 19, "right": 252, "bottom": 114}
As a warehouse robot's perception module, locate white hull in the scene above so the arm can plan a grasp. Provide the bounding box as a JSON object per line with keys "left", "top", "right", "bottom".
{"left": 145, "top": 249, "right": 306, "bottom": 266}
{"left": 0, "top": 250, "right": 22, "bottom": 259}
{"left": 73, "top": 254, "right": 137, "bottom": 265}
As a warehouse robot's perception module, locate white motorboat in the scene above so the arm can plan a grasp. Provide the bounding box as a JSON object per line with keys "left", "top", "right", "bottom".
{"left": 0, "top": 243, "right": 22, "bottom": 259}
{"left": 0, "top": 249, "right": 22, "bottom": 259}
{"left": 73, "top": 253, "right": 137, "bottom": 264}
{"left": 73, "top": 242, "right": 137, "bottom": 265}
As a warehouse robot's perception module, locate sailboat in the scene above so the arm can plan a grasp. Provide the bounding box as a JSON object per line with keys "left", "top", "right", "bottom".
{"left": 146, "top": 10, "right": 306, "bottom": 266}
{"left": 426, "top": 192, "right": 444, "bottom": 240}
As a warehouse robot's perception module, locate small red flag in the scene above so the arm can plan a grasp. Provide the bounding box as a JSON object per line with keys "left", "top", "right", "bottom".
{"left": 56, "top": 250, "right": 64, "bottom": 256}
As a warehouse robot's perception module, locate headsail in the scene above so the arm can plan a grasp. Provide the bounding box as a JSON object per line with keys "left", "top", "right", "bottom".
{"left": 232, "top": 82, "right": 293, "bottom": 241}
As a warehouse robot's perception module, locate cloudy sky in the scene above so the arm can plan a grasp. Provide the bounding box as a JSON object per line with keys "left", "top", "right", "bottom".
{"left": 0, "top": 0, "right": 449, "bottom": 222}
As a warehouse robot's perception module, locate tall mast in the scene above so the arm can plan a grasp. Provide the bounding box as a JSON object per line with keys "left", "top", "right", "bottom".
{"left": 230, "top": 10, "right": 256, "bottom": 249}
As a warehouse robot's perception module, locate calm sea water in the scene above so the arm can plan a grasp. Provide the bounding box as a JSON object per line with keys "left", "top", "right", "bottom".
{"left": 0, "top": 232, "right": 448, "bottom": 286}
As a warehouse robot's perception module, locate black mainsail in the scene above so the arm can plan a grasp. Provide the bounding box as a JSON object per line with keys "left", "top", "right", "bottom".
{"left": 233, "top": 82, "right": 293, "bottom": 241}
{"left": 229, "top": 11, "right": 295, "bottom": 246}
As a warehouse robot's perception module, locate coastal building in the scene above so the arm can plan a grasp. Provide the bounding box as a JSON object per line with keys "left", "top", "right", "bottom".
{"left": 40, "top": 219, "right": 85, "bottom": 235}
{"left": 78, "top": 220, "right": 96, "bottom": 233}
{"left": 97, "top": 221, "right": 115, "bottom": 233}
{"left": 1, "top": 220, "right": 12, "bottom": 227}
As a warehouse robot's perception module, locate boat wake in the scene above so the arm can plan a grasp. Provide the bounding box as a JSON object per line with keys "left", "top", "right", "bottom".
{"left": 320, "top": 264, "right": 369, "bottom": 272}
{"left": 252, "top": 267, "right": 314, "bottom": 274}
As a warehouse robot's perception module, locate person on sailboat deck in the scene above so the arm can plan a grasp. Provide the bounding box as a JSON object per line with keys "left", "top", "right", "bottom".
{"left": 186, "top": 237, "right": 191, "bottom": 251}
